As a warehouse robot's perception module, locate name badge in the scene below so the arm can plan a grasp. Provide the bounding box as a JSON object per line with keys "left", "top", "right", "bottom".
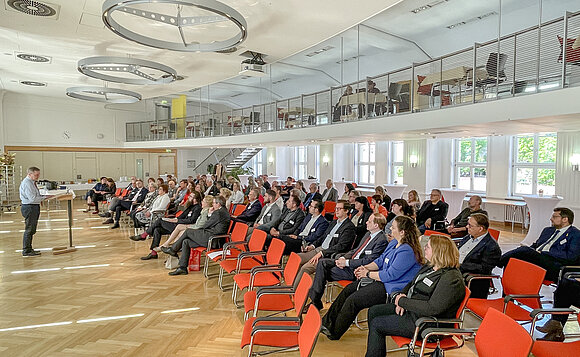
{"left": 423, "top": 277, "right": 434, "bottom": 287}
{"left": 364, "top": 250, "right": 372, "bottom": 255}
{"left": 289, "top": 220, "right": 295, "bottom": 225}
{"left": 267, "top": 213, "right": 271, "bottom": 217}
{"left": 434, "top": 208, "right": 439, "bottom": 211}
{"left": 311, "top": 228, "right": 316, "bottom": 232}
{"left": 384, "top": 257, "right": 389, "bottom": 264}
{"left": 560, "top": 239, "right": 567, "bottom": 245}
{"left": 333, "top": 233, "right": 339, "bottom": 237}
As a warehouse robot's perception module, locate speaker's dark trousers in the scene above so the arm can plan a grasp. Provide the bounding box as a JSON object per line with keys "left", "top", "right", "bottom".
{"left": 21, "top": 204, "right": 40, "bottom": 252}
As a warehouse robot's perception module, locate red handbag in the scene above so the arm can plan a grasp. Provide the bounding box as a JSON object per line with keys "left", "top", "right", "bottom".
{"left": 188, "top": 248, "right": 201, "bottom": 271}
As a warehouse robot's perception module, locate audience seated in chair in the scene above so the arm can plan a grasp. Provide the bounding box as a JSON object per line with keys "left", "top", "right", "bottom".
{"left": 265, "top": 195, "right": 305, "bottom": 252}
{"left": 364, "top": 234, "right": 466, "bottom": 356}
{"left": 446, "top": 195, "right": 487, "bottom": 237}
{"left": 374, "top": 185, "right": 391, "bottom": 211}
{"left": 132, "top": 184, "right": 170, "bottom": 229}
{"left": 231, "top": 188, "right": 262, "bottom": 225}
{"left": 320, "top": 216, "right": 423, "bottom": 340}
{"left": 351, "top": 196, "right": 373, "bottom": 248}
{"left": 416, "top": 189, "right": 448, "bottom": 234}
{"left": 247, "top": 189, "right": 281, "bottom": 238}
{"left": 458, "top": 214, "right": 501, "bottom": 298}
{"left": 303, "top": 182, "right": 322, "bottom": 209}
{"left": 84, "top": 176, "right": 110, "bottom": 213}
{"left": 384, "top": 199, "right": 414, "bottom": 236}
{"left": 165, "top": 195, "right": 230, "bottom": 276}
{"left": 499, "top": 207, "right": 580, "bottom": 282}
{"left": 100, "top": 177, "right": 137, "bottom": 217}
{"left": 104, "top": 179, "right": 148, "bottom": 229}
{"left": 536, "top": 273, "right": 580, "bottom": 341}
{"left": 309, "top": 213, "right": 389, "bottom": 311}
{"left": 321, "top": 179, "right": 339, "bottom": 203}
{"left": 371, "top": 194, "right": 388, "bottom": 218}
{"left": 277, "top": 200, "right": 329, "bottom": 255}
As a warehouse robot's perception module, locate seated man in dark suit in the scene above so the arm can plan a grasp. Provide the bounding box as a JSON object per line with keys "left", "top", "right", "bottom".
{"left": 266, "top": 194, "right": 305, "bottom": 247}
{"left": 536, "top": 274, "right": 580, "bottom": 341}
{"left": 106, "top": 179, "right": 148, "bottom": 229}
{"left": 416, "top": 188, "right": 448, "bottom": 234}
{"left": 446, "top": 195, "right": 487, "bottom": 237}
{"left": 165, "top": 196, "right": 231, "bottom": 276}
{"left": 246, "top": 189, "right": 281, "bottom": 239}
{"left": 278, "top": 200, "right": 328, "bottom": 254}
{"left": 499, "top": 207, "right": 580, "bottom": 281}
{"left": 458, "top": 213, "right": 501, "bottom": 298}
{"left": 231, "top": 188, "right": 262, "bottom": 225}
{"left": 308, "top": 213, "right": 389, "bottom": 309}
{"left": 294, "top": 200, "right": 356, "bottom": 288}
{"left": 303, "top": 182, "right": 322, "bottom": 210}
{"left": 320, "top": 179, "right": 339, "bottom": 203}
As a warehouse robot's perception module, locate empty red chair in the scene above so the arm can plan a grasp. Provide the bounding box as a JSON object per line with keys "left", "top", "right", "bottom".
{"left": 475, "top": 308, "right": 533, "bottom": 357}
{"left": 488, "top": 228, "right": 500, "bottom": 241}
{"left": 218, "top": 229, "right": 267, "bottom": 291}
{"left": 232, "top": 238, "right": 286, "bottom": 306}
{"left": 200, "top": 222, "right": 248, "bottom": 278}
{"left": 531, "top": 310, "right": 580, "bottom": 357}
{"left": 466, "top": 258, "right": 545, "bottom": 322}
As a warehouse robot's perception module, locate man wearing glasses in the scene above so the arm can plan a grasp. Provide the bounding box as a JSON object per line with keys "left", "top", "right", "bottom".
{"left": 499, "top": 207, "right": 580, "bottom": 281}
{"left": 293, "top": 200, "right": 356, "bottom": 288}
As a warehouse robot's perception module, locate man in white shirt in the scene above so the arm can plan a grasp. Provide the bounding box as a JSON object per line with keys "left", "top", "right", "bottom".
{"left": 308, "top": 213, "right": 389, "bottom": 309}
{"left": 19, "top": 166, "right": 52, "bottom": 257}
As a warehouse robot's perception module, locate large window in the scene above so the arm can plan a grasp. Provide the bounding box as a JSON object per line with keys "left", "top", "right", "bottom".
{"left": 390, "top": 141, "right": 404, "bottom": 184}
{"left": 295, "top": 146, "right": 307, "bottom": 179}
{"left": 454, "top": 138, "right": 488, "bottom": 192}
{"left": 512, "top": 133, "right": 556, "bottom": 196}
{"left": 244, "top": 150, "right": 263, "bottom": 176}
{"left": 356, "top": 142, "right": 375, "bottom": 185}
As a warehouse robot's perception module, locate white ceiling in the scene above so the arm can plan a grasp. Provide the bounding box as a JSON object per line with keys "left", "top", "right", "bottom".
{"left": 0, "top": 0, "right": 400, "bottom": 99}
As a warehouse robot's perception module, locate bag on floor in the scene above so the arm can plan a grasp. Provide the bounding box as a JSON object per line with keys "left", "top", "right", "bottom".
{"left": 164, "top": 256, "right": 179, "bottom": 270}
{"left": 188, "top": 248, "right": 201, "bottom": 271}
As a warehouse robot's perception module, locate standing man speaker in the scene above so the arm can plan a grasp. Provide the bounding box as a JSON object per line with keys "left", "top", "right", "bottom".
{"left": 19, "top": 166, "right": 52, "bottom": 257}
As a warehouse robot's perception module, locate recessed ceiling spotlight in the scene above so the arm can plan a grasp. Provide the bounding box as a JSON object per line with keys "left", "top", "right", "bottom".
{"left": 7, "top": 0, "right": 57, "bottom": 17}
{"left": 20, "top": 80, "right": 46, "bottom": 87}
{"left": 447, "top": 11, "right": 498, "bottom": 29}
{"left": 411, "top": 0, "right": 450, "bottom": 14}
{"left": 16, "top": 53, "right": 51, "bottom": 63}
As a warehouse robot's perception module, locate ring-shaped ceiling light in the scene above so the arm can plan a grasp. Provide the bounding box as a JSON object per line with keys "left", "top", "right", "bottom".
{"left": 78, "top": 56, "right": 177, "bottom": 85}
{"left": 66, "top": 86, "right": 141, "bottom": 104}
{"left": 102, "top": 0, "right": 247, "bottom": 52}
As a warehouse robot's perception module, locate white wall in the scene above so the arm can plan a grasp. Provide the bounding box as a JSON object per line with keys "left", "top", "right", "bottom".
{"left": 403, "top": 139, "right": 428, "bottom": 196}
{"left": 556, "top": 131, "right": 580, "bottom": 214}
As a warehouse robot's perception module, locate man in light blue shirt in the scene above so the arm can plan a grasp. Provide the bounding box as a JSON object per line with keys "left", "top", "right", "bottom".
{"left": 19, "top": 166, "right": 51, "bottom": 256}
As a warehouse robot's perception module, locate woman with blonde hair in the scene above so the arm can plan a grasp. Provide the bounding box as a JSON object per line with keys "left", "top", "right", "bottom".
{"left": 407, "top": 189, "right": 421, "bottom": 213}
{"left": 364, "top": 234, "right": 466, "bottom": 356}
{"left": 220, "top": 187, "right": 233, "bottom": 210}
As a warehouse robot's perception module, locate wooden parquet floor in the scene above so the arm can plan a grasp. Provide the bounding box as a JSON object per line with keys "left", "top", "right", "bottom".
{"left": 0, "top": 202, "right": 484, "bottom": 356}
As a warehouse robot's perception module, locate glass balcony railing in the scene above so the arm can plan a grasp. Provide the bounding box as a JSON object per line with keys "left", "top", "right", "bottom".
{"left": 127, "top": 10, "right": 580, "bottom": 142}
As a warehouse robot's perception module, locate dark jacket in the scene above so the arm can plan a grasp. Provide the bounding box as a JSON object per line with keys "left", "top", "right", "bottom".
{"left": 133, "top": 188, "right": 148, "bottom": 204}
{"left": 416, "top": 200, "right": 449, "bottom": 227}
{"left": 176, "top": 203, "right": 202, "bottom": 225}
{"left": 458, "top": 233, "right": 501, "bottom": 275}
{"left": 201, "top": 206, "right": 230, "bottom": 236}
{"left": 275, "top": 207, "right": 305, "bottom": 235}
{"left": 337, "top": 231, "right": 388, "bottom": 269}
{"left": 397, "top": 265, "right": 466, "bottom": 321}
{"left": 351, "top": 210, "right": 372, "bottom": 248}
{"left": 304, "top": 192, "right": 323, "bottom": 209}
{"left": 452, "top": 207, "right": 488, "bottom": 228}
{"left": 312, "top": 218, "right": 356, "bottom": 258}
{"left": 235, "top": 199, "right": 262, "bottom": 224}
{"left": 295, "top": 214, "right": 329, "bottom": 243}
{"left": 531, "top": 225, "right": 580, "bottom": 263}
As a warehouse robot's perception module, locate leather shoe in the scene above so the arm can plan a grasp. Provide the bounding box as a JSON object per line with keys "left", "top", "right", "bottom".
{"left": 161, "top": 246, "right": 178, "bottom": 257}
{"left": 536, "top": 319, "right": 563, "bottom": 334}
{"left": 22, "top": 250, "right": 41, "bottom": 257}
{"left": 92, "top": 211, "right": 100, "bottom": 215}
{"left": 130, "top": 235, "right": 146, "bottom": 241}
{"left": 169, "top": 267, "right": 188, "bottom": 276}
{"left": 140, "top": 253, "right": 158, "bottom": 260}
{"left": 539, "top": 330, "right": 565, "bottom": 342}
{"left": 99, "top": 212, "right": 111, "bottom": 218}
{"left": 319, "top": 325, "right": 337, "bottom": 340}
{"left": 111, "top": 222, "right": 120, "bottom": 229}
{"left": 103, "top": 218, "right": 114, "bottom": 224}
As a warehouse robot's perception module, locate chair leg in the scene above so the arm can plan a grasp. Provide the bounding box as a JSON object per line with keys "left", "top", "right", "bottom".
{"left": 232, "top": 286, "right": 241, "bottom": 307}
{"left": 218, "top": 267, "right": 226, "bottom": 290}
{"left": 203, "top": 254, "right": 210, "bottom": 278}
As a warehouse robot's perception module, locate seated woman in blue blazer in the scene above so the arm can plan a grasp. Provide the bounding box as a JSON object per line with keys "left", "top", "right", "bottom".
{"left": 320, "top": 215, "right": 424, "bottom": 340}
{"left": 365, "top": 234, "right": 466, "bottom": 357}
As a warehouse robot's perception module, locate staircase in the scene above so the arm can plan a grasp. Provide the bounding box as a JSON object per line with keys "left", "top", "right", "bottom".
{"left": 225, "top": 147, "right": 262, "bottom": 171}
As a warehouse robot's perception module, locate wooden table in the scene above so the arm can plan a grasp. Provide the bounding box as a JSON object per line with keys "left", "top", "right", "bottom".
{"left": 338, "top": 92, "right": 387, "bottom": 106}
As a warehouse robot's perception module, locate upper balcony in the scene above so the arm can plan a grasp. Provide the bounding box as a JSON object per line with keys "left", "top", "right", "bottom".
{"left": 125, "top": 9, "right": 580, "bottom": 146}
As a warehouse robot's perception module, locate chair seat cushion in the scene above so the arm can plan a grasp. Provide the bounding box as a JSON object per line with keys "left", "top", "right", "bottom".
{"left": 467, "top": 299, "right": 532, "bottom": 321}
{"left": 391, "top": 336, "right": 460, "bottom": 350}
{"left": 219, "top": 257, "right": 263, "bottom": 273}
{"left": 234, "top": 272, "right": 281, "bottom": 290}
{"left": 240, "top": 317, "right": 299, "bottom": 348}
{"left": 244, "top": 291, "right": 294, "bottom": 314}
{"left": 532, "top": 340, "right": 580, "bottom": 357}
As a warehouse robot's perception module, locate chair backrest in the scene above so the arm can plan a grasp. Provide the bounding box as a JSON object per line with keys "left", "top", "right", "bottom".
{"left": 265, "top": 238, "right": 286, "bottom": 266}
{"left": 175, "top": 210, "right": 183, "bottom": 218}
{"left": 322, "top": 201, "right": 336, "bottom": 216}
{"left": 120, "top": 188, "right": 128, "bottom": 197}
{"left": 367, "top": 196, "right": 373, "bottom": 205}
{"left": 475, "top": 308, "right": 533, "bottom": 357}
{"left": 230, "top": 222, "right": 249, "bottom": 244}
{"left": 299, "top": 304, "right": 321, "bottom": 357}
{"left": 485, "top": 52, "right": 508, "bottom": 78}
{"left": 227, "top": 220, "right": 234, "bottom": 234}
{"left": 503, "top": 258, "right": 546, "bottom": 309}
{"left": 233, "top": 204, "right": 247, "bottom": 216}
{"left": 248, "top": 229, "right": 267, "bottom": 252}
{"left": 488, "top": 228, "right": 500, "bottom": 241}
{"left": 294, "top": 273, "right": 313, "bottom": 316}
{"left": 115, "top": 188, "right": 122, "bottom": 196}
{"left": 424, "top": 230, "right": 450, "bottom": 238}
{"left": 283, "top": 252, "right": 302, "bottom": 286}
{"left": 454, "top": 287, "right": 471, "bottom": 326}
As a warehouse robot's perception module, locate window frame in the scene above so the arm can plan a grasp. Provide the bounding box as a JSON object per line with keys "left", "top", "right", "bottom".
{"left": 355, "top": 142, "right": 376, "bottom": 185}
{"left": 294, "top": 146, "right": 308, "bottom": 179}
{"left": 389, "top": 141, "right": 404, "bottom": 184}
{"left": 511, "top": 132, "right": 556, "bottom": 196}
{"left": 453, "top": 137, "right": 488, "bottom": 193}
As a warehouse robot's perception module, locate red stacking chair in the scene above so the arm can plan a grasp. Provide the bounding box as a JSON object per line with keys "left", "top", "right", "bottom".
{"left": 389, "top": 287, "right": 471, "bottom": 356}
{"left": 200, "top": 222, "right": 248, "bottom": 278}
{"left": 231, "top": 238, "right": 286, "bottom": 306}
{"left": 218, "top": 229, "right": 267, "bottom": 290}
{"left": 531, "top": 309, "right": 580, "bottom": 357}
{"left": 488, "top": 228, "right": 500, "bottom": 241}
{"left": 242, "top": 252, "right": 302, "bottom": 319}
{"left": 233, "top": 204, "right": 247, "bottom": 216}
{"left": 241, "top": 275, "right": 320, "bottom": 357}
{"left": 191, "top": 220, "right": 238, "bottom": 277}
{"left": 322, "top": 201, "right": 336, "bottom": 217}
{"left": 424, "top": 230, "right": 450, "bottom": 238}
{"left": 466, "top": 258, "right": 545, "bottom": 323}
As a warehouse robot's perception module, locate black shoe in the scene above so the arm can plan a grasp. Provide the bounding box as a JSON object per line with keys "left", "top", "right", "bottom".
{"left": 111, "top": 222, "right": 120, "bottom": 229}
{"left": 129, "top": 235, "right": 146, "bottom": 241}
{"left": 311, "top": 299, "right": 323, "bottom": 311}
{"left": 103, "top": 218, "right": 114, "bottom": 224}
{"left": 161, "top": 246, "right": 178, "bottom": 257}
{"left": 169, "top": 267, "right": 188, "bottom": 276}
{"left": 140, "top": 253, "right": 158, "bottom": 260}
{"left": 22, "top": 250, "right": 41, "bottom": 257}
{"left": 319, "top": 325, "right": 337, "bottom": 340}
{"left": 537, "top": 319, "right": 563, "bottom": 334}
{"left": 99, "top": 212, "right": 111, "bottom": 218}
